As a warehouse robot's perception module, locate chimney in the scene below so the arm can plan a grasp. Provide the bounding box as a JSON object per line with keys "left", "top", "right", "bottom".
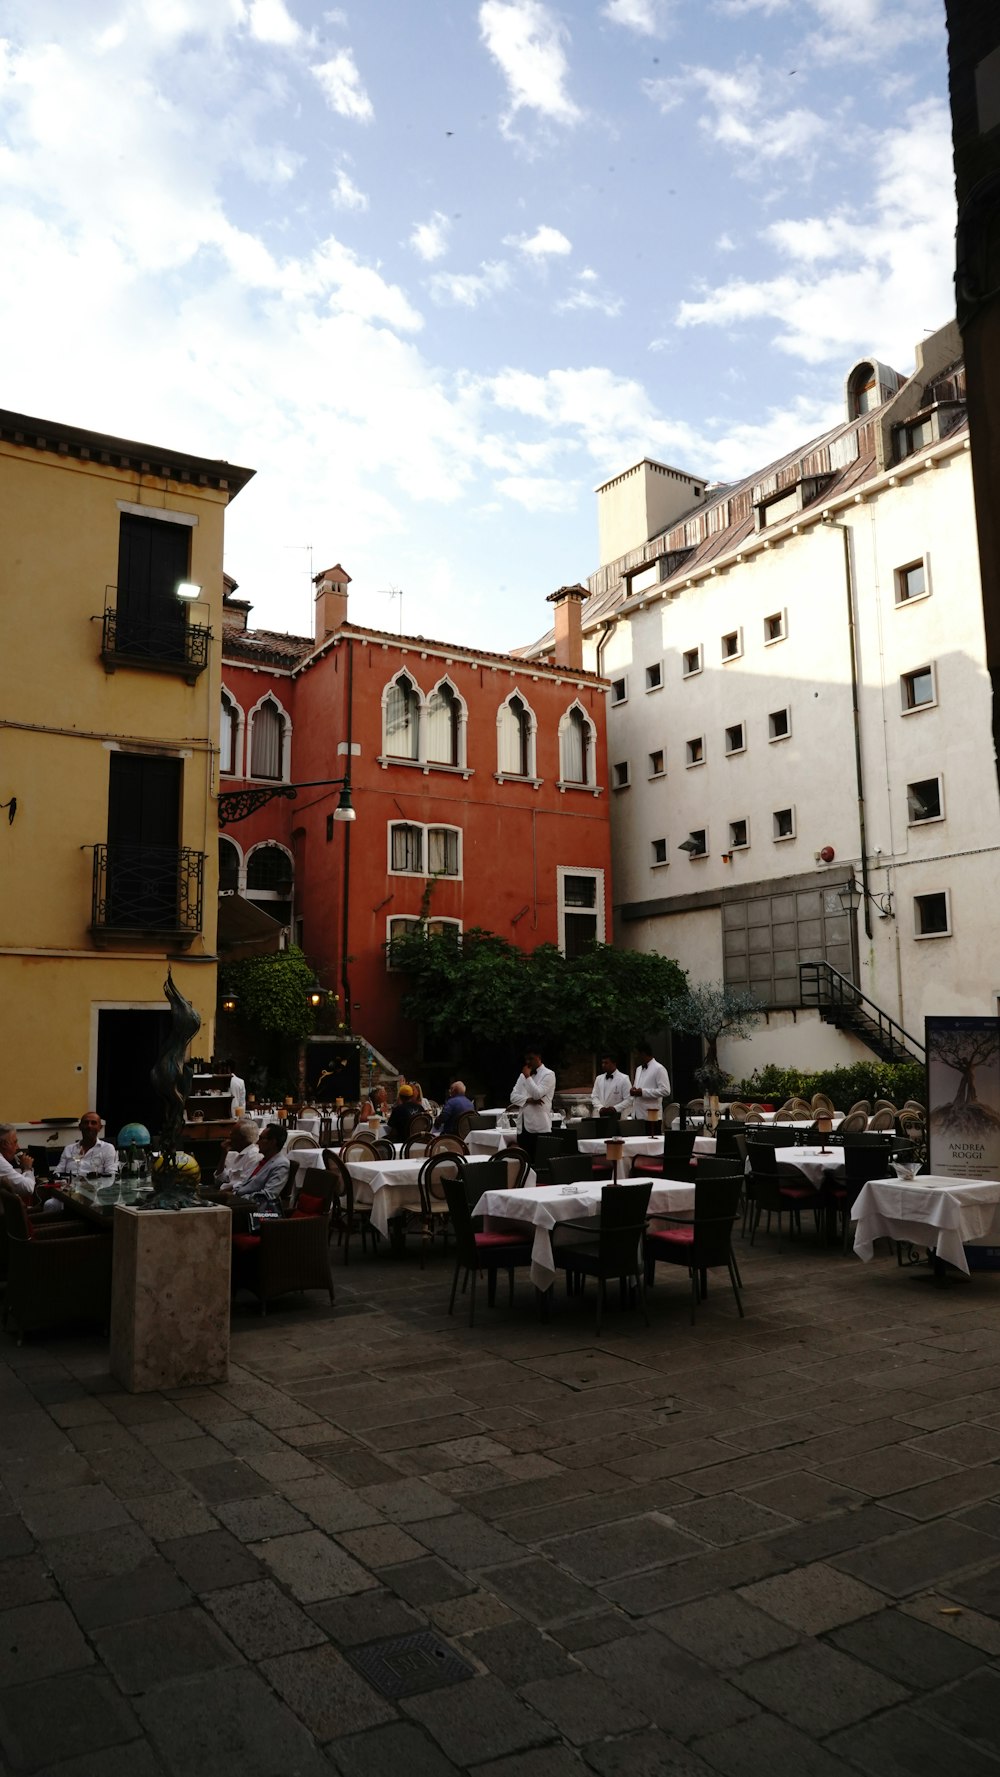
{"left": 313, "top": 563, "right": 351, "bottom": 640}
{"left": 547, "top": 584, "right": 588, "bottom": 671}
{"left": 222, "top": 575, "right": 252, "bottom": 632}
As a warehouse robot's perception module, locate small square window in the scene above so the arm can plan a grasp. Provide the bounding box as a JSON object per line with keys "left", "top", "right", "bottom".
{"left": 613, "top": 761, "right": 630, "bottom": 789}
{"left": 687, "top": 828, "right": 707, "bottom": 858}
{"left": 645, "top": 663, "right": 663, "bottom": 692}
{"left": 907, "top": 777, "right": 943, "bottom": 823}
{"left": 725, "top": 722, "right": 745, "bottom": 755}
{"left": 682, "top": 646, "right": 703, "bottom": 678}
{"left": 648, "top": 749, "right": 665, "bottom": 777}
{"left": 651, "top": 837, "right": 668, "bottom": 866}
{"left": 896, "top": 561, "right": 928, "bottom": 604}
{"left": 729, "top": 818, "right": 749, "bottom": 850}
{"left": 764, "top": 611, "right": 786, "bottom": 644}
{"left": 611, "top": 677, "right": 628, "bottom": 705}
{"left": 773, "top": 807, "right": 795, "bottom": 841}
{"left": 768, "top": 707, "right": 791, "bottom": 741}
{"left": 686, "top": 736, "right": 705, "bottom": 767}
{"left": 901, "top": 665, "right": 936, "bottom": 712}
{"left": 915, "top": 891, "right": 950, "bottom": 937}
{"left": 721, "top": 629, "right": 742, "bottom": 661}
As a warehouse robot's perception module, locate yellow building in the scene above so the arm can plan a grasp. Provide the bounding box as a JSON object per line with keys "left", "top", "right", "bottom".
{"left": 0, "top": 409, "right": 254, "bottom": 1139}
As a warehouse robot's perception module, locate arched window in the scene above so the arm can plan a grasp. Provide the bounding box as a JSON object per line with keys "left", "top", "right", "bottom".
{"left": 220, "top": 690, "right": 240, "bottom": 775}
{"left": 218, "top": 837, "right": 240, "bottom": 895}
{"left": 246, "top": 843, "right": 293, "bottom": 928}
{"left": 560, "top": 705, "right": 593, "bottom": 785}
{"left": 249, "top": 697, "right": 286, "bottom": 780}
{"left": 384, "top": 673, "right": 420, "bottom": 760}
{"left": 498, "top": 694, "right": 534, "bottom": 778}
{"left": 426, "top": 682, "right": 461, "bottom": 766}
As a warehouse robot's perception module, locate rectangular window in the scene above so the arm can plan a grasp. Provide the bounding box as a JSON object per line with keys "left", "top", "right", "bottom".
{"left": 907, "top": 777, "right": 943, "bottom": 824}
{"left": 645, "top": 663, "right": 663, "bottom": 692}
{"left": 611, "top": 677, "right": 627, "bottom": 705}
{"left": 115, "top": 513, "right": 189, "bottom": 663}
{"left": 760, "top": 487, "right": 800, "bottom": 528}
{"left": 729, "top": 818, "right": 749, "bottom": 850}
{"left": 687, "top": 829, "right": 707, "bottom": 858}
{"left": 686, "top": 736, "right": 705, "bottom": 767}
{"left": 612, "top": 761, "right": 630, "bottom": 789}
{"left": 914, "top": 891, "right": 950, "bottom": 937}
{"left": 387, "top": 916, "right": 462, "bottom": 968}
{"left": 725, "top": 722, "right": 745, "bottom": 755}
{"left": 682, "top": 646, "right": 702, "bottom": 678}
{"left": 427, "top": 827, "right": 460, "bottom": 876}
{"left": 648, "top": 749, "right": 665, "bottom": 777}
{"left": 651, "top": 838, "right": 668, "bottom": 866}
{"left": 721, "top": 628, "right": 743, "bottom": 661}
{"left": 769, "top": 707, "right": 791, "bottom": 741}
{"left": 764, "top": 611, "right": 786, "bottom": 644}
{"left": 773, "top": 807, "right": 796, "bottom": 841}
{"left": 557, "top": 868, "right": 605, "bottom": 958}
{"left": 390, "top": 823, "right": 424, "bottom": 873}
{"left": 896, "top": 560, "right": 928, "bottom": 604}
{"left": 901, "top": 665, "right": 936, "bottom": 712}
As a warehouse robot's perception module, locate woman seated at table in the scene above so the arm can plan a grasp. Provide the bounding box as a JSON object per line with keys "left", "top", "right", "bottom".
{"left": 387, "top": 1084, "right": 422, "bottom": 1142}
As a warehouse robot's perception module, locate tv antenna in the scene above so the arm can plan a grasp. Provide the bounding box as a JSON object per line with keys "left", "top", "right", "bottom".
{"left": 378, "top": 585, "right": 404, "bottom": 633}
{"left": 285, "top": 544, "right": 314, "bottom": 632}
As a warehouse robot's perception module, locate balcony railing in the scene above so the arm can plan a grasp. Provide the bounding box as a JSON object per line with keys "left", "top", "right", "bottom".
{"left": 100, "top": 598, "right": 211, "bottom": 682}
{"left": 91, "top": 844, "right": 205, "bottom": 941}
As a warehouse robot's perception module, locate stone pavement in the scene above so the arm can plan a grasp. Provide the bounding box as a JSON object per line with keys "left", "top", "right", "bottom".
{"left": 4, "top": 1233, "right": 1000, "bottom": 1776}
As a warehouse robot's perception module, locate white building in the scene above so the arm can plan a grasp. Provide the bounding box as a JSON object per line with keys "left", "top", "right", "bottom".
{"left": 525, "top": 323, "right": 999, "bottom": 1080}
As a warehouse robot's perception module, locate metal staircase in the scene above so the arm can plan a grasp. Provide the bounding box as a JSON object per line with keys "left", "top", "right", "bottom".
{"left": 799, "top": 962, "right": 925, "bottom": 1065}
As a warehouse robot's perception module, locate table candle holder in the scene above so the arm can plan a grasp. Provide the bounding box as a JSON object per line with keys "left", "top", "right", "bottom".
{"left": 605, "top": 1136, "right": 625, "bottom": 1186}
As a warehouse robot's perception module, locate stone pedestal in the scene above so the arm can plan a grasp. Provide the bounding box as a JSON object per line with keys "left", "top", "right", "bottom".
{"left": 110, "top": 1207, "right": 231, "bottom": 1393}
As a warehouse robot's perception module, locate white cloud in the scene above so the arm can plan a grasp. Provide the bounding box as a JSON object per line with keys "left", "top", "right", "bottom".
{"left": 716, "top": 232, "right": 737, "bottom": 252}
{"left": 330, "top": 165, "right": 368, "bottom": 211}
{"left": 644, "top": 58, "right": 828, "bottom": 175}
{"left": 248, "top": 0, "right": 300, "bottom": 45}
{"left": 495, "top": 474, "right": 580, "bottom": 511}
{"left": 429, "top": 261, "right": 512, "bottom": 307}
{"left": 410, "top": 211, "right": 451, "bottom": 262}
{"left": 602, "top": 0, "right": 672, "bottom": 36}
{"left": 676, "top": 99, "right": 955, "bottom": 366}
{"left": 504, "top": 223, "right": 572, "bottom": 258}
{"left": 556, "top": 271, "right": 623, "bottom": 317}
{"left": 312, "top": 48, "right": 373, "bottom": 122}
{"left": 714, "top": 0, "right": 942, "bottom": 63}
{"left": 478, "top": 0, "right": 583, "bottom": 135}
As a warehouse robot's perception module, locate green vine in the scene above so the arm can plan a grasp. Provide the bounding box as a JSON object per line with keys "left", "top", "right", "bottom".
{"left": 218, "top": 946, "right": 318, "bottom": 1040}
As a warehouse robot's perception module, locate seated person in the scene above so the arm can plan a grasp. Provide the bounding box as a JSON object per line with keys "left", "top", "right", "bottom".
{"left": 387, "top": 1084, "right": 421, "bottom": 1141}
{"left": 0, "top": 1123, "right": 35, "bottom": 1199}
{"left": 55, "top": 1112, "right": 118, "bottom": 1179}
{"left": 219, "top": 1122, "right": 289, "bottom": 1205}
{"left": 214, "top": 1121, "right": 261, "bottom": 1190}
{"left": 433, "top": 1081, "right": 475, "bottom": 1134}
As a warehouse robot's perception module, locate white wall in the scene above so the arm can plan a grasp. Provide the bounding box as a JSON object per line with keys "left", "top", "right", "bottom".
{"left": 720, "top": 1010, "right": 873, "bottom": 1082}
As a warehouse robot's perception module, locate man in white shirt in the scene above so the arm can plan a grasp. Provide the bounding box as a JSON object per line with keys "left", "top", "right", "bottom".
{"left": 219, "top": 1123, "right": 289, "bottom": 1203}
{"left": 55, "top": 1113, "right": 117, "bottom": 1179}
{"left": 214, "top": 1122, "right": 261, "bottom": 1190}
{"left": 0, "top": 1124, "right": 35, "bottom": 1199}
{"left": 509, "top": 1049, "right": 556, "bottom": 1160}
{"left": 630, "top": 1043, "right": 671, "bottom": 1118}
{"left": 591, "top": 1055, "right": 631, "bottom": 1117}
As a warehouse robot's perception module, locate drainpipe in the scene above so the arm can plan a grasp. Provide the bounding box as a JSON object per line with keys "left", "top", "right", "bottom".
{"left": 594, "top": 617, "right": 617, "bottom": 679}
{"left": 340, "top": 638, "right": 354, "bottom": 1027}
{"left": 823, "top": 515, "right": 873, "bottom": 942}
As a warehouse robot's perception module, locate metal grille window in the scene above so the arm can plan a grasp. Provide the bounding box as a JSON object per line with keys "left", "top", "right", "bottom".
{"left": 499, "top": 694, "right": 533, "bottom": 776}
{"left": 385, "top": 673, "right": 420, "bottom": 759}
{"left": 390, "top": 824, "right": 424, "bottom": 873}
{"left": 427, "top": 827, "right": 460, "bottom": 876}
{"left": 427, "top": 683, "right": 460, "bottom": 766}
{"left": 560, "top": 707, "right": 592, "bottom": 784}
{"left": 249, "top": 699, "right": 284, "bottom": 779}
{"left": 723, "top": 884, "right": 854, "bottom": 1006}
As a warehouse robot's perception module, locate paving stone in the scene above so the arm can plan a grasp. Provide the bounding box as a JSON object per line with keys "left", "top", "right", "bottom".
{"left": 552, "top": 1611, "right": 637, "bottom": 1652}
{"left": 738, "top": 1468, "right": 868, "bottom": 1521}
{"left": 94, "top": 1605, "right": 241, "bottom": 1692}
{"left": 425, "top": 1590, "right": 519, "bottom": 1635}
{"left": 336, "top": 1523, "right": 426, "bottom": 1567}
{"left": 309, "top": 1442, "right": 402, "bottom": 1487}
{"left": 921, "top": 1667, "right": 1000, "bottom": 1748}
{"left": 18, "top": 1482, "right": 131, "bottom": 1540}
{"left": 284, "top": 1480, "right": 384, "bottom": 1533}
{"left": 832, "top": 1520, "right": 1000, "bottom": 1597}
{"left": 764, "top": 1503, "right": 910, "bottom": 1565}
{"left": 161, "top": 1528, "right": 262, "bottom": 1592}
{"left": 693, "top": 1711, "right": 862, "bottom": 1777}
{"left": 910, "top": 1424, "right": 1000, "bottom": 1465}
{"left": 665, "top": 1495, "right": 793, "bottom": 1547}
{"left": 252, "top": 1529, "right": 376, "bottom": 1603}
{"left": 0, "top": 1670, "right": 141, "bottom": 1771}
{"left": 579, "top": 1629, "right": 758, "bottom": 1741}
{"left": 902, "top": 1592, "right": 1000, "bottom": 1656}
{"left": 653, "top": 1592, "right": 799, "bottom": 1669}
{"left": 123, "top": 1489, "right": 219, "bottom": 1542}
{"left": 359, "top": 1478, "right": 458, "bottom": 1522}
{"left": 828, "top": 1704, "right": 1000, "bottom": 1776}
{"left": 32, "top": 1742, "right": 164, "bottom": 1777}
{"left": 403, "top": 1674, "right": 552, "bottom": 1765}
{"left": 0, "top": 1600, "right": 94, "bottom": 1687}
{"left": 601, "top": 1538, "right": 784, "bottom": 1616}
{"left": 733, "top": 1640, "right": 907, "bottom": 1734}
{"left": 580, "top": 1729, "right": 715, "bottom": 1776}
{"left": 886, "top": 1465, "right": 1000, "bottom": 1520}
{"left": 379, "top": 1555, "right": 475, "bottom": 1606}
{"left": 310, "top": 1588, "right": 426, "bottom": 1646}
{"left": 261, "top": 1644, "right": 395, "bottom": 1739}
{"left": 211, "top": 1494, "right": 312, "bottom": 1541}
{"left": 326, "top": 1721, "right": 460, "bottom": 1777}
{"left": 464, "top": 1622, "right": 580, "bottom": 1686}
{"left": 520, "top": 1671, "right": 647, "bottom": 1743}
{"left": 135, "top": 1665, "right": 331, "bottom": 1777}
{"left": 0, "top": 1516, "right": 33, "bottom": 1560}
{"left": 737, "top": 1561, "right": 886, "bottom": 1635}
{"left": 816, "top": 1446, "right": 959, "bottom": 1497}
{"left": 203, "top": 1578, "right": 327, "bottom": 1659}
{"left": 477, "top": 1750, "right": 590, "bottom": 1777}
{"left": 185, "top": 1459, "right": 274, "bottom": 1502}
{"left": 407, "top": 1512, "right": 524, "bottom": 1570}
{"left": 957, "top": 1501, "right": 1000, "bottom": 1538}
{"left": 499, "top": 1482, "right": 696, "bottom": 1546}
{"left": 0, "top": 1553, "right": 56, "bottom": 1607}
{"left": 830, "top": 1608, "right": 984, "bottom": 1688}
{"left": 482, "top": 1558, "right": 604, "bottom": 1625}
{"left": 544, "top": 1515, "right": 700, "bottom": 1584}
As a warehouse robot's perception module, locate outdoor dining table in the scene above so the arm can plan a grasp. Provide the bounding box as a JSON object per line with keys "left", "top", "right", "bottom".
{"left": 756, "top": 1113, "right": 845, "bottom": 1129}
{"left": 346, "top": 1152, "right": 505, "bottom": 1239}
{"left": 853, "top": 1175, "right": 1000, "bottom": 1274}
{"left": 775, "top": 1147, "right": 846, "bottom": 1189}
{"left": 466, "top": 1127, "right": 519, "bottom": 1154}
{"left": 471, "top": 1179, "right": 695, "bottom": 1291}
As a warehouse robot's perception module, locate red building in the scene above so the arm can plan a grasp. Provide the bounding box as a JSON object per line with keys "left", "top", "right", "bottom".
{"left": 219, "top": 570, "right": 611, "bottom": 1082}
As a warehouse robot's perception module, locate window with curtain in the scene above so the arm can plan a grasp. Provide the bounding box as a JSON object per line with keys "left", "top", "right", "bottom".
{"left": 250, "top": 699, "right": 284, "bottom": 779}
{"left": 428, "top": 827, "right": 460, "bottom": 876}
{"left": 499, "top": 695, "right": 531, "bottom": 776}
{"left": 220, "top": 693, "right": 239, "bottom": 775}
{"left": 426, "top": 683, "right": 460, "bottom": 765}
{"left": 218, "top": 838, "right": 240, "bottom": 894}
{"left": 384, "top": 674, "right": 420, "bottom": 759}
{"left": 560, "top": 707, "right": 591, "bottom": 784}
{"left": 390, "top": 823, "right": 424, "bottom": 873}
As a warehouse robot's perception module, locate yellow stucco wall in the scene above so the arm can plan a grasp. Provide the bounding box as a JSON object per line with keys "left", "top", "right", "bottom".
{"left": 0, "top": 436, "right": 241, "bottom": 1119}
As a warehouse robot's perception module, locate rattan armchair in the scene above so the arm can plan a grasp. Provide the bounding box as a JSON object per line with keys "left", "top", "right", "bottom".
{"left": 1, "top": 1190, "right": 112, "bottom": 1343}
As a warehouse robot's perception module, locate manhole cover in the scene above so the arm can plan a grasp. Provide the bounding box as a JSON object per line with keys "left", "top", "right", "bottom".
{"left": 346, "top": 1629, "right": 475, "bottom": 1698}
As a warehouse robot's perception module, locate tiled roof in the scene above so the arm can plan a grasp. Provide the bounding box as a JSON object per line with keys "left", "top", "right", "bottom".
{"left": 222, "top": 625, "right": 315, "bottom": 668}
{"left": 0, "top": 407, "right": 255, "bottom": 496}
{"left": 296, "top": 622, "right": 608, "bottom": 685}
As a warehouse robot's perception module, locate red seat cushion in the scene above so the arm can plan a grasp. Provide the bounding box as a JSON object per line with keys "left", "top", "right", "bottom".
{"left": 634, "top": 1160, "right": 663, "bottom": 1173}
{"left": 292, "top": 1191, "right": 326, "bottom": 1219}
{"left": 232, "top": 1233, "right": 260, "bottom": 1252}
{"left": 475, "top": 1231, "right": 530, "bottom": 1249}
{"left": 780, "top": 1186, "right": 817, "bottom": 1200}
{"left": 648, "top": 1226, "right": 695, "bottom": 1245}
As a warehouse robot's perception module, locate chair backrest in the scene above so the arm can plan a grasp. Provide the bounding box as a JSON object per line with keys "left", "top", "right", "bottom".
{"left": 408, "top": 1111, "right": 433, "bottom": 1136}
{"left": 590, "top": 1182, "right": 652, "bottom": 1274}
{"left": 811, "top": 1094, "right": 835, "bottom": 1114}
{"left": 661, "top": 1102, "right": 680, "bottom": 1128}
{"left": 846, "top": 1100, "right": 871, "bottom": 1118}
{"left": 454, "top": 1111, "right": 478, "bottom": 1138}
{"left": 747, "top": 1141, "right": 778, "bottom": 1177}
{"left": 427, "top": 1135, "right": 468, "bottom": 1156}
{"left": 286, "top": 1158, "right": 301, "bottom": 1203}
{"left": 419, "top": 1151, "right": 465, "bottom": 1211}
{"left": 322, "top": 1147, "right": 354, "bottom": 1209}
{"left": 494, "top": 1146, "right": 532, "bottom": 1189}
{"left": 838, "top": 1110, "right": 869, "bottom": 1135}
{"left": 873, "top": 1099, "right": 897, "bottom": 1113}
{"left": 284, "top": 1130, "right": 319, "bottom": 1150}
{"left": 902, "top": 1100, "right": 926, "bottom": 1115}
{"left": 685, "top": 1098, "right": 704, "bottom": 1112}
{"left": 762, "top": 1125, "right": 798, "bottom": 1147}
{"left": 292, "top": 1171, "right": 336, "bottom": 1216}
{"left": 338, "top": 1106, "right": 361, "bottom": 1136}
{"left": 689, "top": 1175, "right": 743, "bottom": 1264}
{"left": 662, "top": 1130, "right": 697, "bottom": 1160}
{"left": 548, "top": 1153, "right": 593, "bottom": 1186}
{"left": 844, "top": 1146, "right": 899, "bottom": 1203}
{"left": 440, "top": 1168, "right": 478, "bottom": 1266}
{"left": 574, "top": 1119, "right": 605, "bottom": 1140}
{"left": 743, "top": 1108, "right": 764, "bottom": 1123}
{"left": 696, "top": 1156, "right": 743, "bottom": 1181}
{"left": 533, "top": 1133, "right": 572, "bottom": 1179}
{"left": 616, "top": 1119, "right": 646, "bottom": 1139}
{"left": 370, "top": 1138, "right": 396, "bottom": 1158}
{"left": 714, "top": 1127, "right": 746, "bottom": 1162}
{"left": 868, "top": 1108, "right": 896, "bottom": 1131}
{"left": 467, "top": 1154, "right": 521, "bottom": 1203}
{"left": 401, "top": 1136, "right": 431, "bottom": 1158}
{"left": 1, "top": 1188, "right": 32, "bottom": 1241}
{"left": 341, "top": 1139, "right": 379, "bottom": 1162}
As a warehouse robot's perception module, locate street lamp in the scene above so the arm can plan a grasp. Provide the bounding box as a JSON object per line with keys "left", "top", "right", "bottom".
{"left": 220, "top": 988, "right": 238, "bottom": 1014}
{"left": 218, "top": 775, "right": 356, "bottom": 827}
{"left": 176, "top": 581, "right": 202, "bottom": 601}
{"left": 838, "top": 872, "right": 894, "bottom": 920}
{"left": 306, "top": 979, "right": 329, "bottom": 1010}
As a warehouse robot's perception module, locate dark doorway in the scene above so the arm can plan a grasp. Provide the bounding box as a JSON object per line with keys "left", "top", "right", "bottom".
{"left": 107, "top": 753, "right": 182, "bottom": 929}
{"left": 116, "top": 514, "right": 188, "bottom": 661}
{"left": 308, "top": 1042, "right": 362, "bottom": 1102}
{"left": 96, "top": 1009, "right": 172, "bottom": 1145}
{"left": 669, "top": 1029, "right": 704, "bottom": 1104}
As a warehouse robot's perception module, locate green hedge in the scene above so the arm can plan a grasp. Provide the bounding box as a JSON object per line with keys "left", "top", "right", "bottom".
{"left": 732, "top": 1059, "right": 925, "bottom": 1108}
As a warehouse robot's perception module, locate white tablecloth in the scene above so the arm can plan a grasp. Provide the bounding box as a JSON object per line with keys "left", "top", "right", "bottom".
{"left": 347, "top": 1152, "right": 497, "bottom": 1239}
{"left": 466, "top": 1128, "right": 519, "bottom": 1153}
{"left": 295, "top": 1112, "right": 321, "bottom": 1138}
{"left": 853, "top": 1175, "right": 1000, "bottom": 1273}
{"left": 472, "top": 1180, "right": 695, "bottom": 1290}
{"left": 776, "top": 1148, "right": 845, "bottom": 1188}
{"left": 578, "top": 1136, "right": 662, "bottom": 1158}
{"left": 756, "top": 1113, "right": 844, "bottom": 1129}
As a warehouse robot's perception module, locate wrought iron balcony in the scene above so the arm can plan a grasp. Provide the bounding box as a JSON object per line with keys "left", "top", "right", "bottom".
{"left": 90, "top": 844, "right": 205, "bottom": 943}
{"left": 100, "top": 599, "right": 211, "bottom": 682}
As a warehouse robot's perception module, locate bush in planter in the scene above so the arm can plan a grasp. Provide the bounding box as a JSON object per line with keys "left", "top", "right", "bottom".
{"left": 734, "top": 1059, "right": 924, "bottom": 1108}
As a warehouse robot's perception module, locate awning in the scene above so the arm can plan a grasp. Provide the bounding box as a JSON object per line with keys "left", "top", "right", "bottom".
{"left": 217, "top": 895, "right": 286, "bottom": 960}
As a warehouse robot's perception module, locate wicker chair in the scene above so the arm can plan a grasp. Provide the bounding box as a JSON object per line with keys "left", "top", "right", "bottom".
{"left": 868, "top": 1109, "right": 896, "bottom": 1131}
{"left": 337, "top": 1106, "right": 362, "bottom": 1137}
{"left": 408, "top": 1112, "right": 433, "bottom": 1137}
{"left": 440, "top": 1168, "right": 533, "bottom": 1327}
{"left": 661, "top": 1101, "right": 680, "bottom": 1130}
{"left": 811, "top": 1094, "right": 835, "bottom": 1115}
{"left": 341, "top": 1137, "right": 380, "bottom": 1162}
{"left": 873, "top": 1099, "right": 897, "bottom": 1114}
{"left": 454, "top": 1111, "right": 479, "bottom": 1139}
{"left": 838, "top": 1110, "right": 870, "bottom": 1135}
{"left": 746, "top": 1144, "right": 820, "bottom": 1251}
{"left": 549, "top": 1153, "right": 612, "bottom": 1187}
{"left": 645, "top": 1175, "right": 744, "bottom": 1323}
{"left": 1, "top": 1190, "right": 112, "bottom": 1343}
{"left": 284, "top": 1130, "right": 319, "bottom": 1151}
{"left": 743, "top": 1108, "right": 764, "bottom": 1124}
{"left": 728, "top": 1102, "right": 750, "bottom": 1122}
{"left": 427, "top": 1135, "right": 468, "bottom": 1156}
{"left": 846, "top": 1100, "right": 871, "bottom": 1119}
{"left": 231, "top": 1191, "right": 335, "bottom": 1316}
{"left": 554, "top": 1183, "right": 652, "bottom": 1336}
{"left": 369, "top": 1138, "right": 396, "bottom": 1159}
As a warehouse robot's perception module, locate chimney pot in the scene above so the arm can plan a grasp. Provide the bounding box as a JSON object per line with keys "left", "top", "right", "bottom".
{"left": 313, "top": 562, "right": 351, "bottom": 640}
{"left": 546, "top": 583, "right": 588, "bottom": 671}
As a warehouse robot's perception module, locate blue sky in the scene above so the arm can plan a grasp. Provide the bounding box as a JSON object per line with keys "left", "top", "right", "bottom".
{"left": 0, "top": 0, "right": 953, "bottom": 648}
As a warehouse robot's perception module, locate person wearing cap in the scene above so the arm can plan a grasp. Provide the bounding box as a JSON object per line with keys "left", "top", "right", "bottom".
{"left": 387, "top": 1084, "right": 422, "bottom": 1142}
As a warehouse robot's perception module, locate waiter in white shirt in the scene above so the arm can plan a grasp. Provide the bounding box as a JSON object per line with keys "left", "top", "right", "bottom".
{"left": 509, "top": 1049, "right": 556, "bottom": 1161}
{"left": 591, "top": 1055, "right": 631, "bottom": 1117}
{"left": 630, "top": 1042, "right": 670, "bottom": 1120}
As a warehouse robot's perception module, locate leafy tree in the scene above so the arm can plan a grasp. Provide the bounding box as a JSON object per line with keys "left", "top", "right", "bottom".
{"left": 662, "top": 981, "right": 764, "bottom": 1093}
{"left": 218, "top": 947, "right": 319, "bottom": 1041}
{"left": 928, "top": 1025, "right": 1000, "bottom": 1138}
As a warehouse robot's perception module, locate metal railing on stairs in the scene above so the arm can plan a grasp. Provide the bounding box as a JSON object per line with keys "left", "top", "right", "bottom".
{"left": 799, "top": 961, "right": 925, "bottom": 1063}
